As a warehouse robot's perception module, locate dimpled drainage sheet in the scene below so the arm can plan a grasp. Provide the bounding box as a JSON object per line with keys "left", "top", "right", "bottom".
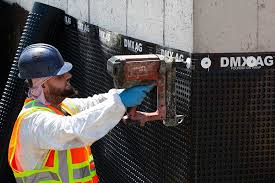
{"left": 57, "top": 15, "right": 192, "bottom": 183}
{"left": 192, "top": 53, "right": 275, "bottom": 183}
{"left": 0, "top": 3, "right": 65, "bottom": 182}
{"left": 58, "top": 14, "right": 275, "bottom": 182}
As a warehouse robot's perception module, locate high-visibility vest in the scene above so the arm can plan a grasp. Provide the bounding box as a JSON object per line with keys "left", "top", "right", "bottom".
{"left": 8, "top": 98, "right": 99, "bottom": 183}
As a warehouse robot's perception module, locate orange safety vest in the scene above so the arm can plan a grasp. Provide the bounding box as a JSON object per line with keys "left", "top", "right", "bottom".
{"left": 8, "top": 98, "right": 99, "bottom": 183}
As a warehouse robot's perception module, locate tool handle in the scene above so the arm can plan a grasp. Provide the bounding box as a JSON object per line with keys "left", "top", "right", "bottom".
{"left": 122, "top": 107, "right": 139, "bottom": 126}
{"left": 123, "top": 109, "right": 161, "bottom": 126}
{"left": 127, "top": 107, "right": 137, "bottom": 118}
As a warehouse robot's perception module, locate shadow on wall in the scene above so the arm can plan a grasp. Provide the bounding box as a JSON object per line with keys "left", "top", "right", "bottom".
{"left": 0, "top": 1, "right": 27, "bottom": 95}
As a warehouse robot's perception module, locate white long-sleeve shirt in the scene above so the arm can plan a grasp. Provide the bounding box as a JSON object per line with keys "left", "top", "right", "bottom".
{"left": 17, "top": 90, "right": 126, "bottom": 170}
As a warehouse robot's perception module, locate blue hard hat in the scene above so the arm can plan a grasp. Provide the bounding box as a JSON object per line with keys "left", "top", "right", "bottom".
{"left": 18, "top": 43, "right": 72, "bottom": 79}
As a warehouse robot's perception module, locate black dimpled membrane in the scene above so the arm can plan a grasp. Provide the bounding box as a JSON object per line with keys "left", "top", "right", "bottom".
{"left": 0, "top": 2, "right": 65, "bottom": 182}
{"left": 59, "top": 19, "right": 275, "bottom": 182}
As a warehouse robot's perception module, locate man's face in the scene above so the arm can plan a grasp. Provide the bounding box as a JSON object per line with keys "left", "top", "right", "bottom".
{"left": 43, "top": 72, "right": 78, "bottom": 98}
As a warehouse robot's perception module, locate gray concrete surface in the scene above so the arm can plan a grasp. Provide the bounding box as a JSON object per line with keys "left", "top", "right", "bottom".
{"left": 68, "top": 0, "right": 89, "bottom": 22}
{"left": 194, "top": 0, "right": 258, "bottom": 53}
{"left": 4, "top": 0, "right": 275, "bottom": 53}
{"left": 258, "top": 0, "right": 275, "bottom": 52}
{"left": 127, "top": 0, "right": 164, "bottom": 46}
{"left": 90, "top": 0, "right": 127, "bottom": 35}
{"left": 194, "top": 0, "right": 275, "bottom": 52}
{"left": 165, "top": 0, "right": 193, "bottom": 52}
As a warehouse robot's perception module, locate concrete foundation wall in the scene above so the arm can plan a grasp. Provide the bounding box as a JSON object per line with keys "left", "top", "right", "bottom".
{"left": 4, "top": 0, "right": 275, "bottom": 53}
{"left": 194, "top": 0, "right": 275, "bottom": 53}
{"left": 5, "top": 0, "right": 193, "bottom": 52}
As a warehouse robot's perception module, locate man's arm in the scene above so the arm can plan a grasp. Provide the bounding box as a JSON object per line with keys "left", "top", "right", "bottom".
{"left": 20, "top": 93, "right": 126, "bottom": 150}
{"left": 64, "top": 89, "right": 123, "bottom": 112}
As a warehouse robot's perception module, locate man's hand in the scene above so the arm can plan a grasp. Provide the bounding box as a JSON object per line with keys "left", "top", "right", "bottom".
{"left": 119, "top": 85, "right": 154, "bottom": 108}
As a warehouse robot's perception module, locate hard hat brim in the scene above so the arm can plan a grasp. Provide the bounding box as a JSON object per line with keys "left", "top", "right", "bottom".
{"left": 56, "top": 62, "right": 73, "bottom": 76}
{"left": 18, "top": 61, "right": 73, "bottom": 79}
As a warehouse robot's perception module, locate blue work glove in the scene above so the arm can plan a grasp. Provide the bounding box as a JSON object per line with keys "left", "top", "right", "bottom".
{"left": 119, "top": 85, "right": 154, "bottom": 108}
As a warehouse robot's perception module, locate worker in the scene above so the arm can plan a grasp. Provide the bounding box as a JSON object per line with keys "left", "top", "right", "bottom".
{"left": 8, "top": 43, "right": 153, "bottom": 183}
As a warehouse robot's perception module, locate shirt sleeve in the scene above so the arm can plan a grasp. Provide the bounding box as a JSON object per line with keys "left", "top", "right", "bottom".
{"left": 20, "top": 93, "right": 126, "bottom": 150}
{"left": 64, "top": 89, "right": 124, "bottom": 111}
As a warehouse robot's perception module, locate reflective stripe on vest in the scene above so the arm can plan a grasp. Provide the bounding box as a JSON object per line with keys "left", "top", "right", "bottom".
{"left": 16, "top": 171, "right": 59, "bottom": 183}
{"left": 8, "top": 99, "right": 98, "bottom": 183}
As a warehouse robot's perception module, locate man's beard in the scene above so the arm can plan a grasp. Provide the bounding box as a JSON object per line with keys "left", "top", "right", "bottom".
{"left": 60, "top": 86, "right": 78, "bottom": 97}
{"left": 48, "top": 85, "right": 78, "bottom": 104}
